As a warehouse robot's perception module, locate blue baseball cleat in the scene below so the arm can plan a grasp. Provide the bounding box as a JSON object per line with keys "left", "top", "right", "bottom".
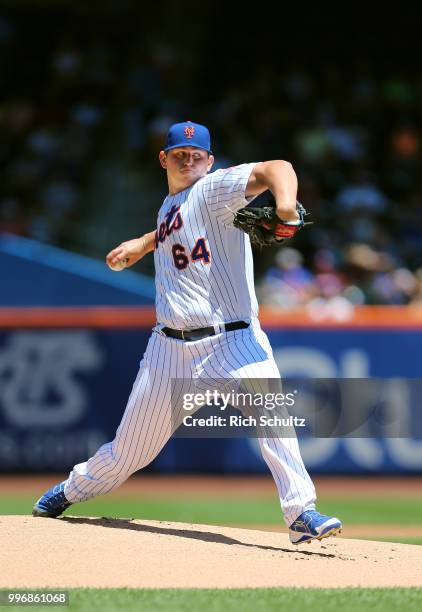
{"left": 289, "top": 510, "right": 342, "bottom": 544}
{"left": 32, "top": 481, "right": 72, "bottom": 518}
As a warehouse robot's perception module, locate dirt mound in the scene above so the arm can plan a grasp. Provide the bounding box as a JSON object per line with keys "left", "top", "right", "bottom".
{"left": 2, "top": 516, "right": 421, "bottom": 589}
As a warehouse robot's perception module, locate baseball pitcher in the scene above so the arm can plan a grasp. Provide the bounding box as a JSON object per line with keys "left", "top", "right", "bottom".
{"left": 32, "top": 121, "right": 342, "bottom": 544}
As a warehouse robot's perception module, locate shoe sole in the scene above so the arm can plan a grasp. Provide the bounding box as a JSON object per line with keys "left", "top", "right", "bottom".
{"left": 32, "top": 507, "right": 62, "bottom": 518}
{"left": 290, "top": 526, "right": 342, "bottom": 545}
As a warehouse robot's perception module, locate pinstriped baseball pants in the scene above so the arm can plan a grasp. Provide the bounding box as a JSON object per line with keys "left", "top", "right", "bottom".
{"left": 64, "top": 319, "right": 316, "bottom": 526}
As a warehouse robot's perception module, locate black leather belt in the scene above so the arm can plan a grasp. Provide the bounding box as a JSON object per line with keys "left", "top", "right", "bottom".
{"left": 161, "top": 320, "right": 249, "bottom": 341}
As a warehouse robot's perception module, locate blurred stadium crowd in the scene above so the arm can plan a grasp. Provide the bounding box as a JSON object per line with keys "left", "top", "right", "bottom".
{"left": 1, "top": 4, "right": 421, "bottom": 307}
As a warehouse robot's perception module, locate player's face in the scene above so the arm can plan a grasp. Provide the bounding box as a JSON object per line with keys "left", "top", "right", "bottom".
{"left": 159, "top": 147, "right": 214, "bottom": 192}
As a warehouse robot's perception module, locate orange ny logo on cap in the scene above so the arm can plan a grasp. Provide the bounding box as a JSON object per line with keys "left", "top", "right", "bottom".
{"left": 184, "top": 125, "right": 195, "bottom": 139}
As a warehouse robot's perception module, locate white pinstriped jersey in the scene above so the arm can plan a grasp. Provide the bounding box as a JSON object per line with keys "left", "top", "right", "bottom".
{"left": 154, "top": 163, "right": 259, "bottom": 329}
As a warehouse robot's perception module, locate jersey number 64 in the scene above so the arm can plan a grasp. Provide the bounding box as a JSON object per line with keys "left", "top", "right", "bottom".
{"left": 172, "top": 238, "right": 211, "bottom": 270}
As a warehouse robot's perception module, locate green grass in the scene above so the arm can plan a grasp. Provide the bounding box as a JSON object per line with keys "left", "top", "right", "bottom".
{"left": 318, "top": 497, "right": 422, "bottom": 525}
{"left": 1, "top": 495, "right": 283, "bottom": 524}
{"left": 2, "top": 588, "right": 421, "bottom": 612}
{"left": 2, "top": 494, "right": 422, "bottom": 526}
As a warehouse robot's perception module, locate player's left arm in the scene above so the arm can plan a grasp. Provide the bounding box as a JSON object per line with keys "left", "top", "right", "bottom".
{"left": 245, "top": 160, "right": 299, "bottom": 222}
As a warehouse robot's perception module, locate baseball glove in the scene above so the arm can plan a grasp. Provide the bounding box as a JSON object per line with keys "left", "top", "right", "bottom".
{"left": 232, "top": 201, "right": 311, "bottom": 248}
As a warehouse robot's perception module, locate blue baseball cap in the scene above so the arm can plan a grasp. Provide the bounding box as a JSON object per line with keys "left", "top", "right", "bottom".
{"left": 163, "top": 121, "right": 212, "bottom": 154}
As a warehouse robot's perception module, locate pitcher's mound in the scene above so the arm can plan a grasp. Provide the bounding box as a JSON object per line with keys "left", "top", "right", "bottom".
{"left": 2, "top": 515, "right": 421, "bottom": 588}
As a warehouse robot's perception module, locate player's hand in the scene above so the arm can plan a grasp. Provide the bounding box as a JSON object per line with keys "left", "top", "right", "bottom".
{"left": 106, "top": 237, "right": 146, "bottom": 271}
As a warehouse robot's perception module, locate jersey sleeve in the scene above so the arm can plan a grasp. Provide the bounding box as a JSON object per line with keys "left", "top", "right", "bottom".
{"left": 201, "top": 163, "right": 259, "bottom": 225}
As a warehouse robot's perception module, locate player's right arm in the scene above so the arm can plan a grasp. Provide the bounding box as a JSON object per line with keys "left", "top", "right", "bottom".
{"left": 106, "top": 230, "right": 156, "bottom": 271}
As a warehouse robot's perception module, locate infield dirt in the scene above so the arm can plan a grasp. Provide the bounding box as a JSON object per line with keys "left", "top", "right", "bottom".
{"left": 2, "top": 515, "right": 421, "bottom": 589}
